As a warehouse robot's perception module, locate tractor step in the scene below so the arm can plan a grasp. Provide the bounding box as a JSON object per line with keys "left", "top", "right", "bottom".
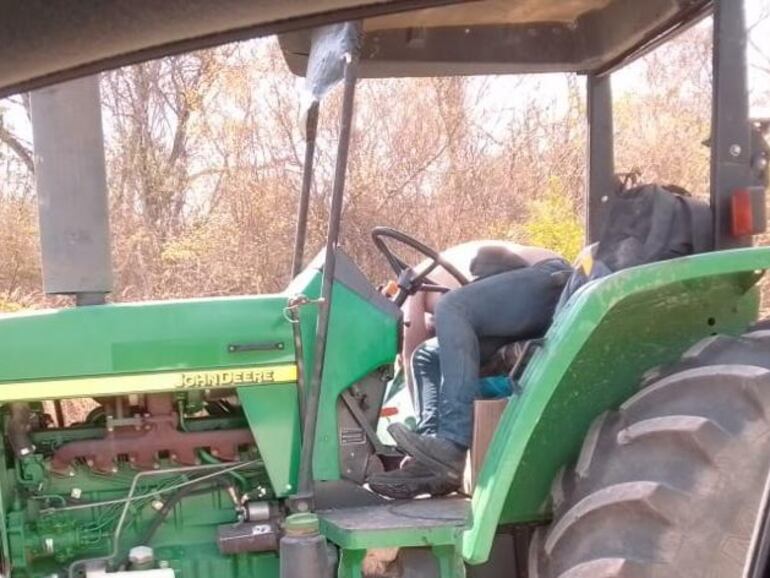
{"left": 319, "top": 496, "right": 469, "bottom": 578}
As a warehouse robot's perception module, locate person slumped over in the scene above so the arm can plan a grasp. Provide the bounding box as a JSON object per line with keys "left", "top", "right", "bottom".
{"left": 369, "top": 243, "right": 572, "bottom": 499}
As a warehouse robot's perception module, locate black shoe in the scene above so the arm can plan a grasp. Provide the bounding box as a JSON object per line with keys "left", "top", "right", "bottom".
{"left": 368, "top": 458, "right": 460, "bottom": 499}
{"left": 387, "top": 423, "right": 466, "bottom": 482}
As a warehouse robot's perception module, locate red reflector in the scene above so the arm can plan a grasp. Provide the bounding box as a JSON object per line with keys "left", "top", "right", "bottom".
{"left": 731, "top": 188, "right": 754, "bottom": 237}
{"left": 380, "top": 407, "right": 399, "bottom": 418}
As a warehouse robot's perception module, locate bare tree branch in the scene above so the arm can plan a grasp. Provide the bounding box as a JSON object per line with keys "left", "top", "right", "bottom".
{"left": 0, "top": 121, "right": 34, "bottom": 174}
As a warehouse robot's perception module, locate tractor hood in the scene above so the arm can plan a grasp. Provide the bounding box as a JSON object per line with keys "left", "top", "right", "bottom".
{"left": 0, "top": 249, "right": 398, "bottom": 401}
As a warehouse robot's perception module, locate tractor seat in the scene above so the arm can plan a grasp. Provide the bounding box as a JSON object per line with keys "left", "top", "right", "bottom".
{"left": 479, "top": 340, "right": 529, "bottom": 378}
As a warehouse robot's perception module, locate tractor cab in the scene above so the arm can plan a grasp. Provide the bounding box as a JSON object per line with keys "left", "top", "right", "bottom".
{"left": 281, "top": 4, "right": 770, "bottom": 569}
{"left": 277, "top": 0, "right": 770, "bottom": 377}
{"left": 0, "top": 1, "right": 770, "bottom": 578}
{"left": 275, "top": 0, "right": 770, "bottom": 501}
{"left": 276, "top": 1, "right": 770, "bottom": 575}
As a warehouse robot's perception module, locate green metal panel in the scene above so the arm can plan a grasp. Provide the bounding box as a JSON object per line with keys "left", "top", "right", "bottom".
{"left": 319, "top": 499, "right": 469, "bottom": 550}
{"left": 0, "top": 295, "right": 295, "bottom": 383}
{"left": 313, "top": 281, "right": 399, "bottom": 480}
{"left": 238, "top": 384, "right": 301, "bottom": 497}
{"left": 464, "top": 247, "right": 770, "bottom": 564}
{"left": 320, "top": 500, "right": 467, "bottom": 578}
{"left": 286, "top": 253, "right": 400, "bottom": 481}
{"left": 321, "top": 518, "right": 463, "bottom": 550}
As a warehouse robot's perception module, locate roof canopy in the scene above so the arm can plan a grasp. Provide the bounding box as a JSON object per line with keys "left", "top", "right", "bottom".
{"left": 0, "top": 0, "right": 713, "bottom": 98}
{"left": 0, "top": 0, "right": 458, "bottom": 98}
{"left": 280, "top": 0, "right": 712, "bottom": 77}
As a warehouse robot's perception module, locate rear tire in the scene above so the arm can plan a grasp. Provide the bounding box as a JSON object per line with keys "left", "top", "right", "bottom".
{"left": 530, "top": 332, "right": 770, "bottom": 578}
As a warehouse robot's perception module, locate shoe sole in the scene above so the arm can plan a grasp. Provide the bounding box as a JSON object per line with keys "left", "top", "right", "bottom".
{"left": 368, "top": 477, "right": 459, "bottom": 500}
{"left": 368, "top": 481, "right": 422, "bottom": 500}
{"left": 388, "top": 426, "right": 463, "bottom": 482}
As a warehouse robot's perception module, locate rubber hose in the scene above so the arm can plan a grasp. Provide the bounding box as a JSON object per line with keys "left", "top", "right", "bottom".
{"left": 139, "top": 483, "right": 220, "bottom": 546}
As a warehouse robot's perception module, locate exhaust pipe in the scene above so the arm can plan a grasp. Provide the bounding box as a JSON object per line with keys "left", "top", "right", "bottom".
{"left": 30, "top": 75, "right": 112, "bottom": 305}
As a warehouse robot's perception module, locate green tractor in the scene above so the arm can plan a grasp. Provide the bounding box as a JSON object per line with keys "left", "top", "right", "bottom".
{"left": 1, "top": 1, "right": 770, "bottom": 577}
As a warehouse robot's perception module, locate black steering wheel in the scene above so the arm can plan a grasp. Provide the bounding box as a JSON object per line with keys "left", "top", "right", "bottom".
{"left": 371, "top": 227, "right": 470, "bottom": 306}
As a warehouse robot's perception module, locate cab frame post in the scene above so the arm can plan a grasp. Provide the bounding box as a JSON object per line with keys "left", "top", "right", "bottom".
{"left": 710, "top": 0, "right": 752, "bottom": 249}
{"left": 291, "top": 101, "right": 320, "bottom": 279}
{"left": 295, "top": 45, "right": 360, "bottom": 508}
{"left": 585, "top": 72, "right": 615, "bottom": 244}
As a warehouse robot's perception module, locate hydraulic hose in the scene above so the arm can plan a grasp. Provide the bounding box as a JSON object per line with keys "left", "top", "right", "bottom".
{"left": 138, "top": 478, "right": 231, "bottom": 550}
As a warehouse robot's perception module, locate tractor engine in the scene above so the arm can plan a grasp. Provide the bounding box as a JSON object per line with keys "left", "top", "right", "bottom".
{"left": 1, "top": 392, "right": 282, "bottom": 578}
{"left": 0, "top": 250, "right": 401, "bottom": 578}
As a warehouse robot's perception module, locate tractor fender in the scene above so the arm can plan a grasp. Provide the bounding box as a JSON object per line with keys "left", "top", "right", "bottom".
{"left": 463, "top": 246, "right": 770, "bottom": 565}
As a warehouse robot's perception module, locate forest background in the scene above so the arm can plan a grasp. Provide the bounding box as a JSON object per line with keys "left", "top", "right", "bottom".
{"left": 0, "top": 4, "right": 769, "bottom": 310}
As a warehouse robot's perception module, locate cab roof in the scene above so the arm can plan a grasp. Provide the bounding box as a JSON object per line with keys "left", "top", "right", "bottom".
{"left": 0, "top": 0, "right": 458, "bottom": 99}
{"left": 0, "top": 0, "right": 712, "bottom": 99}
{"left": 280, "top": 0, "right": 713, "bottom": 77}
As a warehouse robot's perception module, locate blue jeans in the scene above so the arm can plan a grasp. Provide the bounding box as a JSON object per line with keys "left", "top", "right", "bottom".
{"left": 410, "top": 258, "right": 571, "bottom": 448}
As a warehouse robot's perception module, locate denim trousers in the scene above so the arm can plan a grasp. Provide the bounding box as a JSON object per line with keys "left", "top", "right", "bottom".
{"left": 410, "top": 258, "right": 572, "bottom": 448}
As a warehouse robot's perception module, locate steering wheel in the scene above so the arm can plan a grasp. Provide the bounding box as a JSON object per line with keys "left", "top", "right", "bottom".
{"left": 371, "top": 227, "right": 470, "bottom": 306}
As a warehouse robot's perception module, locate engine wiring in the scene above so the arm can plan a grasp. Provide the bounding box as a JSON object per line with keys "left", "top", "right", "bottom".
{"left": 66, "top": 459, "right": 260, "bottom": 578}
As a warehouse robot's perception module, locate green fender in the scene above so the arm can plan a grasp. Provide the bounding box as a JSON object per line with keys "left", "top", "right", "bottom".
{"left": 464, "top": 247, "right": 770, "bottom": 564}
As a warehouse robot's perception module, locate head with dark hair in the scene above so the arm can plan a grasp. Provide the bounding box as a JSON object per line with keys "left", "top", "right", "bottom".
{"left": 469, "top": 246, "right": 529, "bottom": 279}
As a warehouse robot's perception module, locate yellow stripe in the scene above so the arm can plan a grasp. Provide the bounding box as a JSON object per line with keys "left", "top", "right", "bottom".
{"left": 0, "top": 364, "right": 298, "bottom": 402}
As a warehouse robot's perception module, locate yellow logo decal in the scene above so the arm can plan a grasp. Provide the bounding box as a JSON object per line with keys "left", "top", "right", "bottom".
{"left": 177, "top": 367, "right": 285, "bottom": 389}
{"left": 0, "top": 364, "right": 298, "bottom": 402}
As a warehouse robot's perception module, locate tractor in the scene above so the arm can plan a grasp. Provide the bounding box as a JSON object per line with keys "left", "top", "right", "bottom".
{"left": 1, "top": 0, "right": 770, "bottom": 577}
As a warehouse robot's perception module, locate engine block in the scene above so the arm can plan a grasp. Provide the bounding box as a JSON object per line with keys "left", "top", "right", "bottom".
{"left": 1, "top": 394, "right": 281, "bottom": 578}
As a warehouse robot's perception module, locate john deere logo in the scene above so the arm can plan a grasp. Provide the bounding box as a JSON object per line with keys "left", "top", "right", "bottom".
{"left": 177, "top": 366, "right": 293, "bottom": 389}
{"left": 0, "top": 364, "right": 297, "bottom": 402}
